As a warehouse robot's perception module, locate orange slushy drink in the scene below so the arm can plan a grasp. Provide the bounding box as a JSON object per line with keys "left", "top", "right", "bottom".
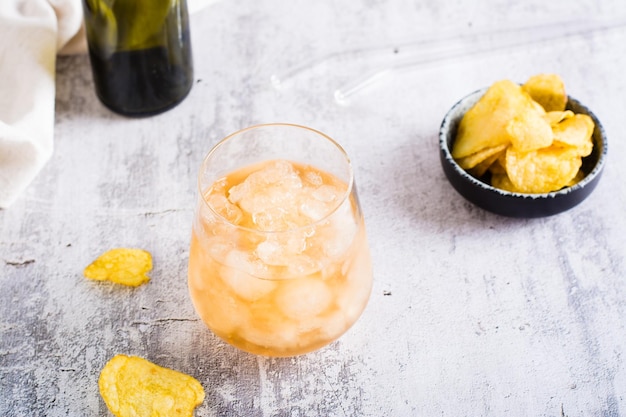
{"left": 188, "top": 157, "right": 373, "bottom": 357}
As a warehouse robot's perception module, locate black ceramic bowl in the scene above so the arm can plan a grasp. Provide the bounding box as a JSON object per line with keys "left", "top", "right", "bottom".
{"left": 439, "top": 88, "right": 607, "bottom": 218}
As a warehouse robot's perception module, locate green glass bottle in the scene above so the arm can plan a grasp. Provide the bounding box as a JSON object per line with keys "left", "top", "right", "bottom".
{"left": 82, "top": 0, "right": 194, "bottom": 116}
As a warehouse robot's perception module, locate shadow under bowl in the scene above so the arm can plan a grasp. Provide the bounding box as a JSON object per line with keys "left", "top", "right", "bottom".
{"left": 439, "top": 88, "right": 607, "bottom": 218}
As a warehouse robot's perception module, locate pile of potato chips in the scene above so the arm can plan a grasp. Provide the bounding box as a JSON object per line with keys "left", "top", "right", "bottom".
{"left": 451, "top": 74, "right": 595, "bottom": 194}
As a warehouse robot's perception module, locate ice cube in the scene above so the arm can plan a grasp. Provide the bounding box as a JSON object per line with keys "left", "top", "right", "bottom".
{"left": 254, "top": 237, "right": 306, "bottom": 267}
{"left": 263, "top": 230, "right": 307, "bottom": 254}
{"left": 255, "top": 239, "right": 283, "bottom": 265}
{"left": 228, "top": 160, "right": 302, "bottom": 217}
{"left": 252, "top": 207, "right": 294, "bottom": 231}
{"left": 319, "top": 310, "right": 349, "bottom": 340}
{"left": 254, "top": 232, "right": 319, "bottom": 278}
{"left": 298, "top": 309, "right": 348, "bottom": 342}
{"left": 207, "top": 194, "right": 243, "bottom": 224}
{"left": 275, "top": 278, "right": 332, "bottom": 320}
{"left": 219, "top": 264, "right": 276, "bottom": 301}
{"left": 322, "top": 200, "right": 358, "bottom": 258}
{"left": 285, "top": 255, "right": 321, "bottom": 278}
{"left": 238, "top": 317, "right": 299, "bottom": 351}
{"left": 303, "top": 170, "right": 323, "bottom": 187}
{"left": 229, "top": 161, "right": 309, "bottom": 231}
{"left": 202, "top": 294, "right": 249, "bottom": 336}
{"left": 226, "top": 180, "right": 249, "bottom": 208}
{"left": 205, "top": 237, "right": 235, "bottom": 262}
{"left": 223, "top": 248, "right": 274, "bottom": 278}
{"left": 256, "top": 160, "right": 298, "bottom": 185}
{"left": 299, "top": 196, "right": 330, "bottom": 221}
{"left": 312, "top": 184, "right": 341, "bottom": 203}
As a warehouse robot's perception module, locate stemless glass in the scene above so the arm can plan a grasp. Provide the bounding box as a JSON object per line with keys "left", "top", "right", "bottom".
{"left": 188, "top": 123, "right": 373, "bottom": 357}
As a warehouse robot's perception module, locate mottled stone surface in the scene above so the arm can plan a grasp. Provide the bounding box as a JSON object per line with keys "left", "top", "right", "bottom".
{"left": 2, "top": 0, "right": 626, "bottom": 416}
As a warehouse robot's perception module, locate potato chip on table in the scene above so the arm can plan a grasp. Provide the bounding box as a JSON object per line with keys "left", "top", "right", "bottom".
{"left": 84, "top": 248, "right": 152, "bottom": 287}
{"left": 99, "top": 354, "right": 205, "bottom": 417}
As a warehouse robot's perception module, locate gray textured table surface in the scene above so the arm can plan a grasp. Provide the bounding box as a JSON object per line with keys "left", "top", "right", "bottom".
{"left": 2, "top": 0, "right": 626, "bottom": 416}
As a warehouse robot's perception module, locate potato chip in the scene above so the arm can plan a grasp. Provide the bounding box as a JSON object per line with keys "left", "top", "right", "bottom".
{"left": 99, "top": 355, "right": 205, "bottom": 417}
{"left": 467, "top": 146, "right": 507, "bottom": 177}
{"left": 551, "top": 113, "right": 594, "bottom": 157}
{"left": 505, "top": 146, "right": 582, "bottom": 193}
{"left": 452, "top": 80, "right": 523, "bottom": 159}
{"left": 488, "top": 154, "right": 507, "bottom": 175}
{"left": 490, "top": 173, "right": 518, "bottom": 192}
{"left": 84, "top": 248, "right": 152, "bottom": 287}
{"left": 566, "top": 169, "right": 586, "bottom": 187}
{"left": 544, "top": 110, "right": 574, "bottom": 126}
{"left": 522, "top": 73, "right": 568, "bottom": 112}
{"left": 453, "top": 78, "right": 553, "bottom": 156}
{"left": 456, "top": 144, "right": 508, "bottom": 170}
{"left": 505, "top": 107, "right": 553, "bottom": 153}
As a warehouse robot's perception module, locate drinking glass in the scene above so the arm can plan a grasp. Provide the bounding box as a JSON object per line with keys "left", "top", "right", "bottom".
{"left": 188, "top": 123, "right": 373, "bottom": 356}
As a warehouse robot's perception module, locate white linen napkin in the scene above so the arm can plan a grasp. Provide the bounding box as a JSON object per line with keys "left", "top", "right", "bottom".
{"left": 0, "top": 0, "right": 215, "bottom": 208}
{"left": 0, "top": 0, "right": 83, "bottom": 208}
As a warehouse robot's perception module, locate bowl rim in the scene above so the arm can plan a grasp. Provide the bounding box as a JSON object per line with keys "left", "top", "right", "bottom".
{"left": 439, "top": 87, "right": 608, "bottom": 201}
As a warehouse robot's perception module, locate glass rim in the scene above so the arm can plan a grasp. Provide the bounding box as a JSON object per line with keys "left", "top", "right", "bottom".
{"left": 197, "top": 123, "right": 356, "bottom": 235}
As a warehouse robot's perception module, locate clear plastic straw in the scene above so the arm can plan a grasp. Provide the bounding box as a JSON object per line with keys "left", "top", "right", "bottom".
{"left": 269, "top": 17, "right": 626, "bottom": 103}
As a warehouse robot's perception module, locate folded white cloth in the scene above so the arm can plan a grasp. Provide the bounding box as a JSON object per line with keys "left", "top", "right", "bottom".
{"left": 0, "top": 0, "right": 214, "bottom": 208}
{"left": 0, "top": 0, "right": 83, "bottom": 208}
